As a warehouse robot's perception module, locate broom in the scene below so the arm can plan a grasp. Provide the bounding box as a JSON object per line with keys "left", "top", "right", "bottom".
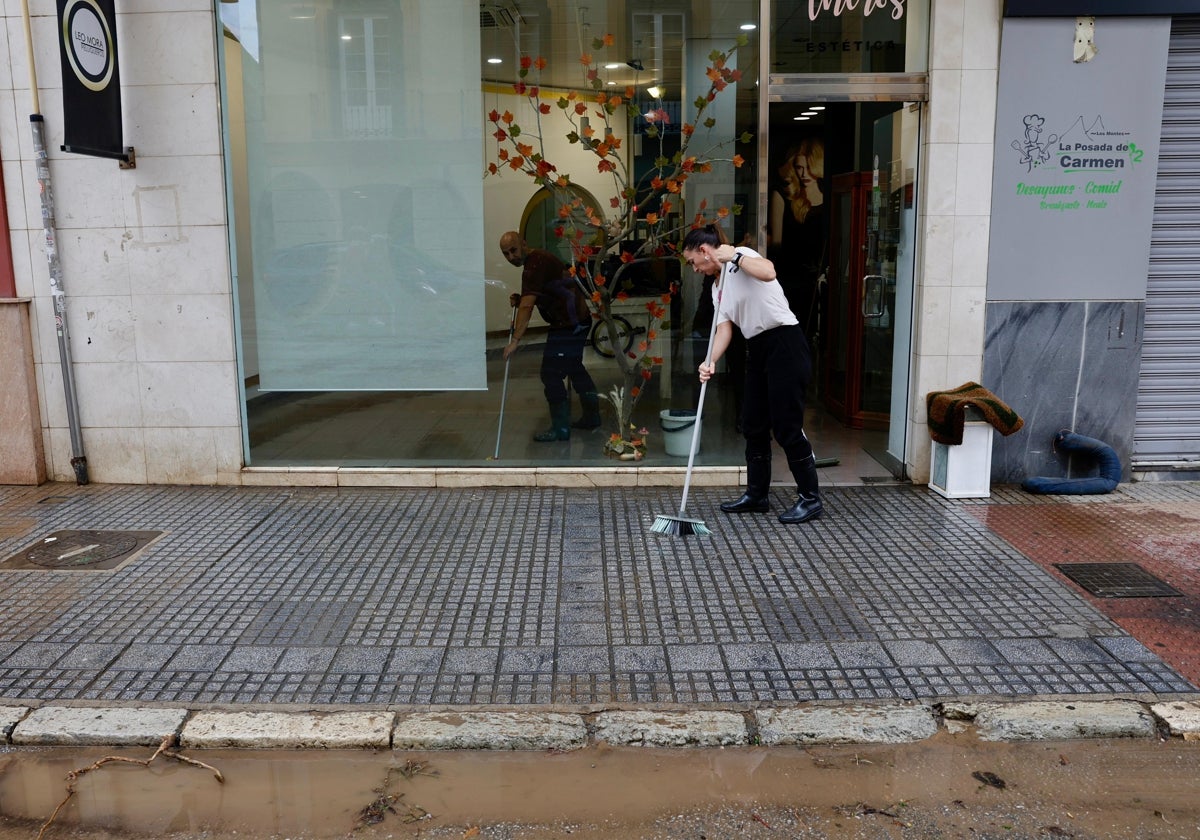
{"left": 651, "top": 263, "right": 727, "bottom": 536}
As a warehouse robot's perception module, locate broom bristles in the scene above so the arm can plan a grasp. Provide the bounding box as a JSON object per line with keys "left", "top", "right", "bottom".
{"left": 650, "top": 513, "right": 711, "bottom": 536}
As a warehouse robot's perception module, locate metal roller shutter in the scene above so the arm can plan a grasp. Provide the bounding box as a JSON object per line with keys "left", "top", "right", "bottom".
{"left": 1136, "top": 17, "right": 1200, "bottom": 465}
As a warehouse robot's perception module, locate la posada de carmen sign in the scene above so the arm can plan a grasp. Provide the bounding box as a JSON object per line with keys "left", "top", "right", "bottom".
{"left": 987, "top": 17, "right": 1169, "bottom": 302}
{"left": 57, "top": 0, "right": 131, "bottom": 164}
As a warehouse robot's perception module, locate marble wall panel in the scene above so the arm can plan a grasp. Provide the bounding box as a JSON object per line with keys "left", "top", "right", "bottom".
{"left": 984, "top": 301, "right": 1143, "bottom": 484}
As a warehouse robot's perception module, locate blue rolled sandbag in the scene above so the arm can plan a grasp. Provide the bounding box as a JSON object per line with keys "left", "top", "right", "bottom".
{"left": 1021, "top": 431, "right": 1121, "bottom": 495}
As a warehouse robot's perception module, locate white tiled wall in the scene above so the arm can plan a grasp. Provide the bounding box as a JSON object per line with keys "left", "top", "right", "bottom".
{"left": 910, "top": 0, "right": 1001, "bottom": 482}
{"left": 1, "top": 4, "right": 239, "bottom": 485}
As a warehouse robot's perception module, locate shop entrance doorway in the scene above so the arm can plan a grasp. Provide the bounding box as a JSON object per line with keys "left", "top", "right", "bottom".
{"left": 767, "top": 102, "right": 919, "bottom": 479}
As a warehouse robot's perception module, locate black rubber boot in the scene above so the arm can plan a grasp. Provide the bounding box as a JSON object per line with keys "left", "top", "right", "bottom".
{"left": 534, "top": 401, "right": 571, "bottom": 442}
{"left": 721, "top": 454, "right": 772, "bottom": 513}
{"left": 779, "top": 455, "right": 823, "bottom": 523}
{"left": 572, "top": 392, "right": 602, "bottom": 429}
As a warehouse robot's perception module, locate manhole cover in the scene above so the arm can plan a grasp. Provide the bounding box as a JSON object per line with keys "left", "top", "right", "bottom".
{"left": 1054, "top": 562, "right": 1183, "bottom": 598}
{"left": 1, "top": 530, "right": 163, "bottom": 571}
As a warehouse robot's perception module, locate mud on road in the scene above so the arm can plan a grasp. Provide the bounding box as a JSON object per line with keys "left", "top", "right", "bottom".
{"left": 1, "top": 730, "right": 1198, "bottom": 839}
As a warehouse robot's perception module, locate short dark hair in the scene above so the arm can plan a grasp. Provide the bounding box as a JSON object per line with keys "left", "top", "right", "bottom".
{"left": 681, "top": 224, "right": 726, "bottom": 252}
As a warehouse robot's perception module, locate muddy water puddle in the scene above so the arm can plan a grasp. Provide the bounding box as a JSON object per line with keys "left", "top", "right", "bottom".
{"left": 1, "top": 731, "right": 1198, "bottom": 839}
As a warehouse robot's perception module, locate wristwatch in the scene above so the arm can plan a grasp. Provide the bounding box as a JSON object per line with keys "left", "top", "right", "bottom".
{"left": 730, "top": 252, "right": 743, "bottom": 270}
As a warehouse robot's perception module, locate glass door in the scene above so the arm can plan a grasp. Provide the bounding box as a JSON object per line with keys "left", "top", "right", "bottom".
{"left": 767, "top": 101, "right": 918, "bottom": 478}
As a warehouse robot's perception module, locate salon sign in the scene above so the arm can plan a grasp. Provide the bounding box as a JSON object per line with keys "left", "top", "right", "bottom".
{"left": 808, "top": 0, "right": 906, "bottom": 21}
{"left": 57, "top": 0, "right": 129, "bottom": 163}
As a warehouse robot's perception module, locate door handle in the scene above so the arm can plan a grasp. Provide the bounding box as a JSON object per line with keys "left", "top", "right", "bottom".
{"left": 861, "top": 274, "right": 885, "bottom": 318}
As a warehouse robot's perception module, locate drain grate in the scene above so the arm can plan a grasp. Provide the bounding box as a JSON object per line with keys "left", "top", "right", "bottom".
{"left": 1, "top": 530, "right": 163, "bottom": 571}
{"left": 1054, "top": 562, "right": 1183, "bottom": 598}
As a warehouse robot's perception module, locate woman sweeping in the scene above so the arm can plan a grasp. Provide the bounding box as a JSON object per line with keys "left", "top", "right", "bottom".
{"left": 681, "top": 226, "right": 823, "bottom": 524}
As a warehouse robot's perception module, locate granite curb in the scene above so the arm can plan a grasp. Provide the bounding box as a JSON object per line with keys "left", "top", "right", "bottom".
{"left": 2, "top": 700, "right": 1199, "bottom": 750}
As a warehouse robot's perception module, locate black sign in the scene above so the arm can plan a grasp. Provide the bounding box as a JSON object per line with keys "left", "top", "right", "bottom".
{"left": 1006, "top": 0, "right": 1200, "bottom": 14}
{"left": 57, "top": 0, "right": 129, "bottom": 162}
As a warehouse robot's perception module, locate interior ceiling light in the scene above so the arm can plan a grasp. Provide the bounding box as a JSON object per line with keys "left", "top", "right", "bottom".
{"left": 802, "top": 110, "right": 818, "bottom": 116}
{"left": 793, "top": 116, "right": 809, "bottom": 121}
{"left": 605, "top": 62, "right": 621, "bottom": 69}
{"left": 740, "top": 23, "right": 757, "bottom": 30}
{"left": 487, "top": 57, "right": 502, "bottom": 64}
{"left": 647, "top": 85, "right": 663, "bottom": 98}
{"left": 810, "top": 105, "right": 826, "bottom": 111}
{"left": 340, "top": 33, "right": 351, "bottom": 40}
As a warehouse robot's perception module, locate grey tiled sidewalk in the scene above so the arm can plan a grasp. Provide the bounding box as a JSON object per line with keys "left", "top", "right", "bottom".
{"left": 0, "top": 481, "right": 1195, "bottom": 707}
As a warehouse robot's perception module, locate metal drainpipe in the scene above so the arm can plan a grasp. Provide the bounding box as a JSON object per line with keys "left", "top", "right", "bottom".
{"left": 21, "top": 0, "right": 88, "bottom": 484}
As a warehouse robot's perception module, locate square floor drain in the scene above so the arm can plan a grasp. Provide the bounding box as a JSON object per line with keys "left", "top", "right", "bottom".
{"left": 1, "top": 530, "right": 163, "bottom": 572}
{"left": 1054, "top": 562, "right": 1183, "bottom": 598}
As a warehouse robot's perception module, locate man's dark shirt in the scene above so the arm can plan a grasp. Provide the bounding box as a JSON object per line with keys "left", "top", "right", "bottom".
{"left": 522, "top": 249, "right": 590, "bottom": 330}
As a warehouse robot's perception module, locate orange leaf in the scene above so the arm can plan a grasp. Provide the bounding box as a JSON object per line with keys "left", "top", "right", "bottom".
{"left": 535, "top": 56, "right": 547, "bottom": 70}
{"left": 630, "top": 386, "right": 641, "bottom": 397}
{"left": 732, "top": 154, "right": 745, "bottom": 168}
{"left": 603, "top": 34, "right": 614, "bottom": 47}
{"left": 502, "top": 111, "right": 514, "bottom": 124}
{"left": 580, "top": 52, "right": 593, "bottom": 65}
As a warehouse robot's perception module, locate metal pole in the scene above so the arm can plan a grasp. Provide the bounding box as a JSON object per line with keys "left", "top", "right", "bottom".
{"left": 23, "top": 0, "right": 88, "bottom": 484}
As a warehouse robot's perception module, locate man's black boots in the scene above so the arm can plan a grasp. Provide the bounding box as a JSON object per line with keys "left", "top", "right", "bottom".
{"left": 779, "top": 454, "right": 823, "bottom": 523}
{"left": 572, "top": 391, "right": 603, "bottom": 429}
{"left": 534, "top": 401, "right": 571, "bottom": 442}
{"left": 721, "top": 453, "right": 772, "bottom": 513}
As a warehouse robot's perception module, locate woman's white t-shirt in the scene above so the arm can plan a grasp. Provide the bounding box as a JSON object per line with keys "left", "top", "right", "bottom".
{"left": 713, "top": 247, "right": 799, "bottom": 339}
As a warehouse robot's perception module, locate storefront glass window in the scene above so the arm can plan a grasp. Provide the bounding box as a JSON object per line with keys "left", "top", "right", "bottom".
{"left": 219, "top": 0, "right": 762, "bottom": 467}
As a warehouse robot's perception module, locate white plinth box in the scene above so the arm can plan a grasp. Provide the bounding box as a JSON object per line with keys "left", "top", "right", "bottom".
{"left": 929, "top": 419, "right": 993, "bottom": 499}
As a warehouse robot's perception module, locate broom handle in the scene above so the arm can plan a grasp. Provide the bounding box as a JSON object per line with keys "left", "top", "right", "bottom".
{"left": 493, "top": 303, "right": 517, "bottom": 460}
{"left": 678, "top": 267, "right": 726, "bottom": 515}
